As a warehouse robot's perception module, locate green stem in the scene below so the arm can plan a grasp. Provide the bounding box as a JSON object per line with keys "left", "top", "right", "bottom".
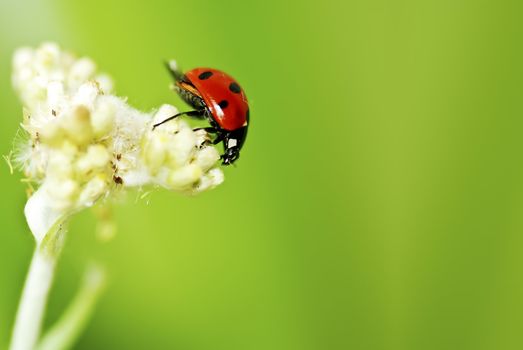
{"left": 10, "top": 190, "right": 67, "bottom": 350}
{"left": 9, "top": 231, "right": 65, "bottom": 350}
{"left": 36, "top": 264, "right": 106, "bottom": 350}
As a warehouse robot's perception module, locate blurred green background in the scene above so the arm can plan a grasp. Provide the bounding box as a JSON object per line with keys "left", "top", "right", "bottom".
{"left": 2, "top": 0, "right": 523, "bottom": 349}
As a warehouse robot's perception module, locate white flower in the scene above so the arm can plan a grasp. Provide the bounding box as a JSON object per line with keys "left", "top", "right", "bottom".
{"left": 10, "top": 42, "right": 227, "bottom": 350}
{"left": 12, "top": 42, "right": 224, "bottom": 242}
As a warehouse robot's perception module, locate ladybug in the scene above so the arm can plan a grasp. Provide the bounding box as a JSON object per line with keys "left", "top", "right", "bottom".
{"left": 153, "top": 60, "right": 249, "bottom": 165}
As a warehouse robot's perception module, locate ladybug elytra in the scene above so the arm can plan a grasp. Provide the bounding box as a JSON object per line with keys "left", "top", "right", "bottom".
{"left": 153, "top": 61, "right": 249, "bottom": 165}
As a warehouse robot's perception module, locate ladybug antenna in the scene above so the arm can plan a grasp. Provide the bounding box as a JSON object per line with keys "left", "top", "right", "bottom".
{"left": 164, "top": 59, "right": 183, "bottom": 81}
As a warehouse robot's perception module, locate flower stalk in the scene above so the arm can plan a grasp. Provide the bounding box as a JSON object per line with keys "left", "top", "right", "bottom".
{"left": 36, "top": 264, "right": 106, "bottom": 350}
{"left": 10, "top": 246, "right": 60, "bottom": 350}
{"left": 10, "top": 205, "right": 66, "bottom": 350}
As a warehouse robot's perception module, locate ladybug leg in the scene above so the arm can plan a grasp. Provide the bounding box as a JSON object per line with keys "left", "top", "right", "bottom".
{"left": 213, "top": 133, "right": 225, "bottom": 145}
{"left": 193, "top": 127, "right": 221, "bottom": 147}
{"left": 152, "top": 110, "right": 204, "bottom": 129}
{"left": 193, "top": 127, "right": 224, "bottom": 145}
{"left": 193, "top": 127, "right": 217, "bottom": 133}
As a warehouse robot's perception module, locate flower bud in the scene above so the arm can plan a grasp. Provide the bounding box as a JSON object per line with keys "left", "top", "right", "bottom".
{"left": 35, "top": 42, "right": 60, "bottom": 69}
{"left": 47, "top": 152, "right": 75, "bottom": 179}
{"left": 91, "top": 100, "right": 115, "bottom": 138}
{"left": 39, "top": 121, "right": 65, "bottom": 147}
{"left": 78, "top": 175, "right": 108, "bottom": 207}
{"left": 167, "top": 164, "right": 202, "bottom": 189}
{"left": 68, "top": 57, "right": 96, "bottom": 88}
{"left": 45, "top": 178, "right": 79, "bottom": 210}
{"left": 61, "top": 106, "right": 93, "bottom": 145}
{"left": 194, "top": 146, "right": 220, "bottom": 172}
{"left": 167, "top": 127, "right": 196, "bottom": 167}
{"left": 75, "top": 145, "right": 111, "bottom": 176}
{"left": 143, "top": 133, "right": 168, "bottom": 174}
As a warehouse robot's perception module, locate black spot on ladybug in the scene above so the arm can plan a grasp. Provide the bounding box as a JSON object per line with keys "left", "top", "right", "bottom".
{"left": 198, "top": 71, "right": 213, "bottom": 80}
{"left": 246, "top": 108, "right": 250, "bottom": 121}
{"left": 218, "top": 100, "right": 229, "bottom": 109}
{"left": 229, "top": 82, "right": 241, "bottom": 94}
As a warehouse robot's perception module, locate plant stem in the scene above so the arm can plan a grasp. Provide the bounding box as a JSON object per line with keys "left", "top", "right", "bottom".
{"left": 36, "top": 264, "right": 106, "bottom": 350}
{"left": 10, "top": 202, "right": 66, "bottom": 350}
{"left": 9, "top": 247, "right": 59, "bottom": 350}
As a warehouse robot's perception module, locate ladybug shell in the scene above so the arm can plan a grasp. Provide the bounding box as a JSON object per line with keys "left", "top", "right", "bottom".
{"left": 184, "top": 68, "right": 249, "bottom": 131}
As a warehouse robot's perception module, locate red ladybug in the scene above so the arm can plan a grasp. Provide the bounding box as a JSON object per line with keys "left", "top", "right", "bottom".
{"left": 153, "top": 61, "right": 249, "bottom": 165}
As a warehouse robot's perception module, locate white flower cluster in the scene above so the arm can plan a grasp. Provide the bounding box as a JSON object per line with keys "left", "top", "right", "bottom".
{"left": 12, "top": 43, "right": 224, "bottom": 222}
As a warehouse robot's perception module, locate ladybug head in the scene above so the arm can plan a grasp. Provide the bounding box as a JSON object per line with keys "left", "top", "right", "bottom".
{"left": 222, "top": 146, "right": 240, "bottom": 165}
{"left": 221, "top": 126, "right": 248, "bottom": 166}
